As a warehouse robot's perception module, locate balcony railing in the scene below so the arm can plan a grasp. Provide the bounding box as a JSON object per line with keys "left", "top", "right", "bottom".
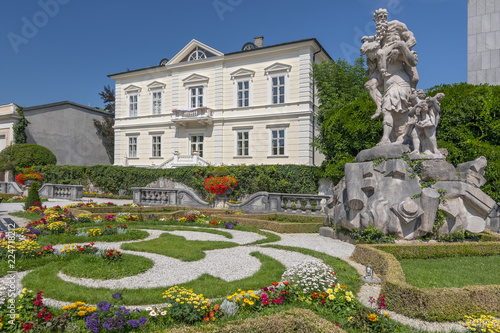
{"left": 171, "top": 107, "right": 213, "bottom": 126}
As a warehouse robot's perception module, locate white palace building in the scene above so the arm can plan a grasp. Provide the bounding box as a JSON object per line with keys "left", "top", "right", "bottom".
{"left": 109, "top": 37, "right": 331, "bottom": 168}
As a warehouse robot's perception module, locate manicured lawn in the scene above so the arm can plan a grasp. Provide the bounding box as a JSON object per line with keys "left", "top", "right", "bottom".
{"left": 400, "top": 255, "right": 500, "bottom": 288}
{"left": 121, "top": 233, "right": 239, "bottom": 261}
{"left": 61, "top": 253, "right": 153, "bottom": 280}
{"left": 266, "top": 214, "right": 325, "bottom": 223}
{"left": 22, "top": 252, "right": 285, "bottom": 304}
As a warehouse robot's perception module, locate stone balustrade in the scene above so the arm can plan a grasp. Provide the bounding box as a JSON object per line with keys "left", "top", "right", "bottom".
{"left": 229, "top": 192, "right": 331, "bottom": 216}
{"left": 0, "top": 181, "right": 23, "bottom": 195}
{"left": 132, "top": 187, "right": 209, "bottom": 208}
{"left": 38, "top": 184, "right": 84, "bottom": 200}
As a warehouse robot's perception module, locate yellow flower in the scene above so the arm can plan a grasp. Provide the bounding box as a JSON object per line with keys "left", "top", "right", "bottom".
{"left": 327, "top": 288, "right": 333, "bottom": 294}
{"left": 329, "top": 295, "right": 335, "bottom": 300}
{"left": 367, "top": 313, "right": 378, "bottom": 322}
{"left": 78, "top": 311, "right": 86, "bottom": 316}
{"left": 87, "top": 307, "right": 96, "bottom": 312}
{"left": 78, "top": 306, "right": 87, "bottom": 311}
{"left": 383, "top": 312, "right": 391, "bottom": 317}
{"left": 346, "top": 296, "right": 352, "bottom": 302}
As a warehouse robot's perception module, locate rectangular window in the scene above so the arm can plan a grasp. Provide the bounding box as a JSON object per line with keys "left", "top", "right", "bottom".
{"left": 237, "top": 81, "right": 249, "bottom": 107}
{"left": 271, "top": 129, "right": 285, "bottom": 155}
{"left": 190, "top": 135, "right": 204, "bottom": 157}
{"left": 152, "top": 135, "right": 161, "bottom": 157}
{"left": 236, "top": 132, "right": 250, "bottom": 156}
{"left": 272, "top": 76, "right": 285, "bottom": 104}
{"left": 152, "top": 92, "right": 162, "bottom": 115}
{"left": 128, "top": 137, "right": 138, "bottom": 157}
{"left": 190, "top": 87, "right": 204, "bottom": 108}
{"left": 236, "top": 131, "right": 249, "bottom": 156}
{"left": 129, "top": 95, "right": 138, "bottom": 117}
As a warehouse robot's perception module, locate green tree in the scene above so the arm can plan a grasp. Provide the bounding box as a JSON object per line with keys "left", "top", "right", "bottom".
{"left": 427, "top": 83, "right": 500, "bottom": 201}
{"left": 12, "top": 106, "right": 30, "bottom": 144}
{"left": 0, "top": 144, "right": 57, "bottom": 174}
{"left": 24, "top": 181, "right": 41, "bottom": 210}
{"left": 94, "top": 85, "right": 115, "bottom": 163}
{"left": 313, "top": 57, "right": 380, "bottom": 183}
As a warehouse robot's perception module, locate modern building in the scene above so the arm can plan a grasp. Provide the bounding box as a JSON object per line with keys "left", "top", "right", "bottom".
{"left": 23, "top": 101, "right": 112, "bottom": 166}
{"left": 468, "top": 0, "right": 500, "bottom": 85}
{"left": 109, "top": 37, "right": 331, "bottom": 168}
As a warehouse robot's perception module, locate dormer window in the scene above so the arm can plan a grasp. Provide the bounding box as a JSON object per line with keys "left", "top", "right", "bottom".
{"left": 188, "top": 48, "right": 207, "bottom": 61}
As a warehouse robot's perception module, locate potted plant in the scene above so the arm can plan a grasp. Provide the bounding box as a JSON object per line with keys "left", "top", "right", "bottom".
{"left": 15, "top": 166, "right": 42, "bottom": 186}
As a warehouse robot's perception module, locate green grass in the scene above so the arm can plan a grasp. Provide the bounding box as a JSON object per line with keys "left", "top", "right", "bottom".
{"left": 121, "top": 233, "right": 239, "bottom": 261}
{"left": 400, "top": 255, "right": 500, "bottom": 288}
{"left": 36, "top": 229, "right": 149, "bottom": 246}
{"left": 262, "top": 245, "right": 363, "bottom": 295}
{"left": 22, "top": 252, "right": 285, "bottom": 304}
{"left": 10, "top": 211, "right": 41, "bottom": 222}
{"left": 0, "top": 255, "right": 57, "bottom": 277}
{"left": 134, "top": 225, "right": 233, "bottom": 239}
{"left": 61, "top": 253, "right": 153, "bottom": 280}
{"left": 266, "top": 214, "right": 325, "bottom": 224}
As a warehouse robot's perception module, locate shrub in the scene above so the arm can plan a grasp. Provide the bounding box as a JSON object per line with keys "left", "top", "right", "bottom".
{"left": 24, "top": 181, "right": 41, "bottom": 210}
{"left": 0, "top": 144, "right": 56, "bottom": 173}
{"left": 281, "top": 260, "right": 338, "bottom": 294}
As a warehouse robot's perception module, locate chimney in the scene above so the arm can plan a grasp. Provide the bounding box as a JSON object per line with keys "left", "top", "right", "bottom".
{"left": 254, "top": 36, "right": 264, "bottom": 48}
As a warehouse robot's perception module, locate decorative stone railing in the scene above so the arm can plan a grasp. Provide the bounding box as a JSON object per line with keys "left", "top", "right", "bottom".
{"left": 157, "top": 151, "right": 210, "bottom": 169}
{"left": 132, "top": 187, "right": 210, "bottom": 208}
{"left": 0, "top": 182, "right": 23, "bottom": 195}
{"left": 228, "top": 192, "right": 331, "bottom": 216}
{"left": 38, "top": 184, "right": 84, "bottom": 200}
{"left": 171, "top": 107, "right": 213, "bottom": 126}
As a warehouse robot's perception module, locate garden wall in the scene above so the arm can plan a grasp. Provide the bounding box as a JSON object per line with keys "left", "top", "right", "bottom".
{"left": 351, "top": 241, "right": 500, "bottom": 321}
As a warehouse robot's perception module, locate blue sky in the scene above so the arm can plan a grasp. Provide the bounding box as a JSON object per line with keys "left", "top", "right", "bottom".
{"left": 0, "top": 0, "right": 467, "bottom": 109}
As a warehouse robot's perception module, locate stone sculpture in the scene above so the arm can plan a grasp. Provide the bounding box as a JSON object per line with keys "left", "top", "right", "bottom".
{"left": 322, "top": 9, "right": 500, "bottom": 240}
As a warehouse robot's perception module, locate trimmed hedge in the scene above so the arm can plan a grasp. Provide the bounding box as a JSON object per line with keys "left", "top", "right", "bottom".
{"left": 351, "top": 242, "right": 500, "bottom": 321}
{"left": 167, "top": 308, "right": 346, "bottom": 333}
{"left": 32, "top": 164, "right": 320, "bottom": 199}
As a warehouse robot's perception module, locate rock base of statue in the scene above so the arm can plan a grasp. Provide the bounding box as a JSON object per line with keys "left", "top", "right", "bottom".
{"left": 328, "top": 150, "right": 498, "bottom": 240}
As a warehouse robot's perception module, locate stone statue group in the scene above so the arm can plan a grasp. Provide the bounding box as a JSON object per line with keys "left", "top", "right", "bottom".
{"left": 361, "top": 8, "right": 444, "bottom": 158}
{"left": 322, "top": 8, "right": 500, "bottom": 240}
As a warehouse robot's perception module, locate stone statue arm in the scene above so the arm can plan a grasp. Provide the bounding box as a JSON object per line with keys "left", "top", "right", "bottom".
{"left": 390, "top": 40, "right": 418, "bottom": 67}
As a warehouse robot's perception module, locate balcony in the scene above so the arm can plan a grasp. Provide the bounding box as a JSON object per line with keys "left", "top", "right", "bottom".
{"left": 171, "top": 107, "right": 213, "bottom": 126}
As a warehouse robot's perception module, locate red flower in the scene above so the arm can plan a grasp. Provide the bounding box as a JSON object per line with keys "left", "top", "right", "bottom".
{"left": 283, "top": 281, "right": 289, "bottom": 286}
{"left": 203, "top": 317, "right": 210, "bottom": 322}
{"left": 322, "top": 299, "right": 326, "bottom": 304}
{"left": 272, "top": 282, "right": 279, "bottom": 286}
{"left": 79, "top": 248, "right": 84, "bottom": 251}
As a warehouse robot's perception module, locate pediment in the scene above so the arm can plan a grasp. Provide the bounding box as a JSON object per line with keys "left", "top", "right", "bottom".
{"left": 124, "top": 85, "right": 141, "bottom": 93}
{"left": 230, "top": 68, "right": 255, "bottom": 79}
{"left": 167, "top": 39, "right": 223, "bottom": 65}
{"left": 264, "top": 62, "right": 292, "bottom": 75}
{"left": 182, "top": 73, "right": 209, "bottom": 85}
{"left": 147, "top": 81, "right": 166, "bottom": 90}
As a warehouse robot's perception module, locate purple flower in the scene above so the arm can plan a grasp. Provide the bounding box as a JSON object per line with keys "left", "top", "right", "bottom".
{"left": 133, "top": 308, "right": 140, "bottom": 313}
{"left": 97, "top": 301, "right": 112, "bottom": 312}
{"left": 128, "top": 320, "right": 139, "bottom": 328}
{"left": 138, "top": 316, "right": 148, "bottom": 325}
{"left": 112, "top": 291, "right": 123, "bottom": 300}
{"left": 119, "top": 306, "right": 130, "bottom": 315}
{"left": 85, "top": 313, "right": 101, "bottom": 333}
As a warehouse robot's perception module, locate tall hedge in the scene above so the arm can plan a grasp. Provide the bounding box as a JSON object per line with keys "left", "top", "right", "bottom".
{"left": 427, "top": 83, "right": 500, "bottom": 202}
{"left": 31, "top": 164, "right": 321, "bottom": 198}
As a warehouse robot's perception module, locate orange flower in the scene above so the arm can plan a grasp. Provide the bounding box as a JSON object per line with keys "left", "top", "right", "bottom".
{"left": 203, "top": 317, "right": 210, "bottom": 322}
{"left": 272, "top": 282, "right": 279, "bottom": 286}
{"left": 283, "top": 282, "right": 289, "bottom": 286}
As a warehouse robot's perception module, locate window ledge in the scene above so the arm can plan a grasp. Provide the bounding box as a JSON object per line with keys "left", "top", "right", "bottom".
{"left": 267, "top": 155, "right": 289, "bottom": 158}
{"left": 127, "top": 157, "right": 140, "bottom": 160}
{"left": 233, "top": 156, "right": 253, "bottom": 159}
{"left": 149, "top": 157, "right": 164, "bottom": 159}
